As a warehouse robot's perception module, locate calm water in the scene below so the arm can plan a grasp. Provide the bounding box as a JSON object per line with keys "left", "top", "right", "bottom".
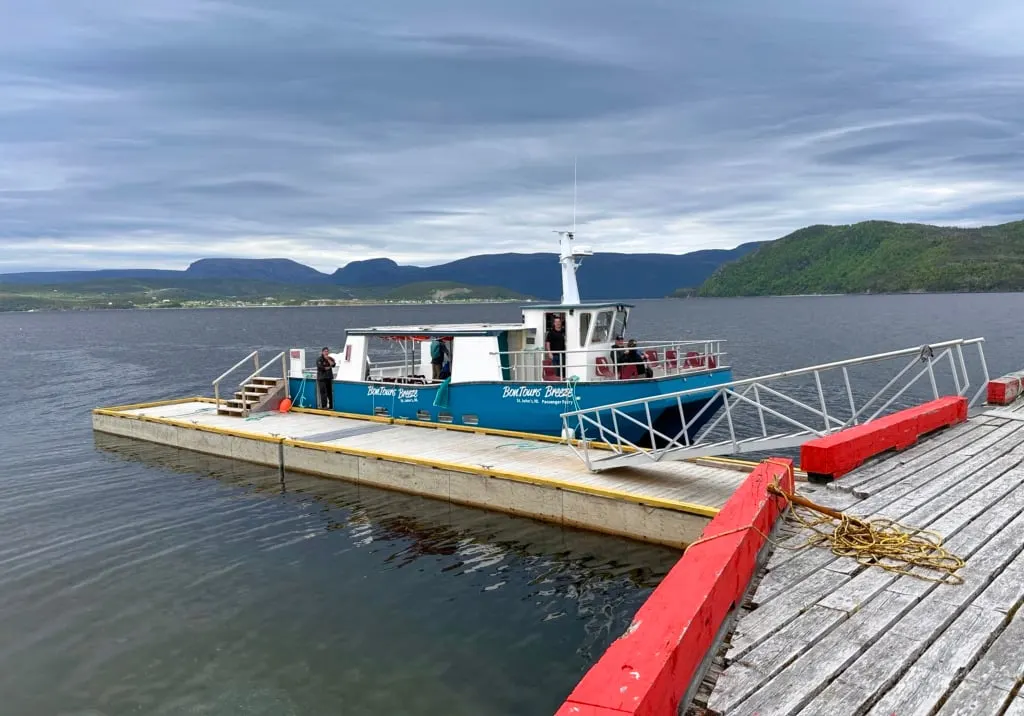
{"left": 3, "top": 294, "right": 1024, "bottom": 715}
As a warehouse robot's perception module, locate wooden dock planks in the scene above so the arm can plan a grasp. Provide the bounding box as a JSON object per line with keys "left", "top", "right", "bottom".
{"left": 705, "top": 408, "right": 1024, "bottom": 715}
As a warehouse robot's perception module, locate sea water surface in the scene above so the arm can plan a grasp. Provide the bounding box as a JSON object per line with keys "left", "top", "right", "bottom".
{"left": 3, "top": 294, "right": 1024, "bottom": 715}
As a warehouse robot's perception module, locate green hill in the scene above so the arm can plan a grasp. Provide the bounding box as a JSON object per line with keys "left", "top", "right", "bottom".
{"left": 696, "top": 219, "right": 1024, "bottom": 297}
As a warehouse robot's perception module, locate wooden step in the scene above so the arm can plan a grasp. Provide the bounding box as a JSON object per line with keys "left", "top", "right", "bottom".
{"left": 242, "top": 384, "right": 271, "bottom": 394}
{"left": 251, "top": 376, "right": 281, "bottom": 385}
{"left": 217, "top": 405, "right": 245, "bottom": 415}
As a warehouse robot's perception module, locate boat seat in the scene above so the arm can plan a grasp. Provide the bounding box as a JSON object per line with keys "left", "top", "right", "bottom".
{"left": 542, "top": 358, "right": 560, "bottom": 381}
{"left": 665, "top": 349, "right": 678, "bottom": 370}
{"left": 644, "top": 349, "right": 660, "bottom": 367}
{"left": 595, "top": 356, "right": 615, "bottom": 378}
{"left": 620, "top": 364, "right": 639, "bottom": 380}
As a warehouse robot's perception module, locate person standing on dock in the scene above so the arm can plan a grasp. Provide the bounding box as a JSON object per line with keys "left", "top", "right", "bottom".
{"left": 546, "top": 315, "right": 566, "bottom": 380}
{"left": 316, "top": 347, "right": 336, "bottom": 410}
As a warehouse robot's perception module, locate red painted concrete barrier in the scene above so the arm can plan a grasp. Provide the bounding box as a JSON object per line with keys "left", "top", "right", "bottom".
{"left": 987, "top": 373, "right": 1024, "bottom": 406}
{"left": 800, "top": 396, "right": 967, "bottom": 482}
{"left": 554, "top": 458, "right": 794, "bottom": 716}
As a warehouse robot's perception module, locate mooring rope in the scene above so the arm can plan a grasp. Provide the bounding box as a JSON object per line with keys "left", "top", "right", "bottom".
{"left": 767, "top": 482, "right": 965, "bottom": 585}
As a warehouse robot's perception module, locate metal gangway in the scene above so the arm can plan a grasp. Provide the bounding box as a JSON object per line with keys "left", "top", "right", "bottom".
{"left": 561, "top": 338, "right": 990, "bottom": 472}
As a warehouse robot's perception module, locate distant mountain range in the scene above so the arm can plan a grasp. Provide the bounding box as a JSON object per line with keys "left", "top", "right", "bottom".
{"left": 0, "top": 244, "right": 764, "bottom": 300}
{"left": 698, "top": 219, "right": 1024, "bottom": 296}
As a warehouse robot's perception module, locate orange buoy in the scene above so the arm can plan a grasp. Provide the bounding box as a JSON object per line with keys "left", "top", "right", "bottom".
{"left": 278, "top": 398, "right": 293, "bottom": 413}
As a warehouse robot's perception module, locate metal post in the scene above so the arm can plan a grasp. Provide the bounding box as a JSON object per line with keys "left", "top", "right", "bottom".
{"left": 753, "top": 383, "right": 767, "bottom": 438}
{"left": 841, "top": 367, "right": 857, "bottom": 425}
{"left": 927, "top": 359, "right": 939, "bottom": 399}
{"left": 723, "top": 390, "right": 737, "bottom": 450}
{"left": 947, "top": 350, "right": 962, "bottom": 395}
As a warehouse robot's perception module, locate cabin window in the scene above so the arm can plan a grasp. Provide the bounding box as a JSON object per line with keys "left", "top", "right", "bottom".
{"left": 438, "top": 411, "right": 454, "bottom": 423}
{"left": 591, "top": 310, "right": 614, "bottom": 343}
{"left": 416, "top": 409, "right": 432, "bottom": 421}
{"left": 462, "top": 414, "right": 479, "bottom": 426}
{"left": 612, "top": 310, "right": 627, "bottom": 340}
{"left": 578, "top": 312, "right": 592, "bottom": 347}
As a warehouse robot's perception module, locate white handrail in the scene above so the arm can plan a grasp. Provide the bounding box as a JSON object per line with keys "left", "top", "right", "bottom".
{"left": 560, "top": 338, "right": 990, "bottom": 471}
{"left": 561, "top": 338, "right": 983, "bottom": 417}
{"left": 213, "top": 350, "right": 259, "bottom": 410}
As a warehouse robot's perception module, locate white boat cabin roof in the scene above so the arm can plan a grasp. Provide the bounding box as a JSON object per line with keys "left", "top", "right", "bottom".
{"left": 346, "top": 323, "right": 525, "bottom": 338}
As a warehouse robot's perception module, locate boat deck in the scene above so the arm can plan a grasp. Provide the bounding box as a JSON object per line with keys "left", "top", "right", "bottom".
{"left": 705, "top": 407, "right": 1024, "bottom": 715}
{"left": 92, "top": 398, "right": 754, "bottom": 547}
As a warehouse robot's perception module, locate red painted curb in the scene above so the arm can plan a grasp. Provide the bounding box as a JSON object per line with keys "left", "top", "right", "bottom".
{"left": 800, "top": 396, "right": 967, "bottom": 480}
{"left": 987, "top": 374, "right": 1024, "bottom": 406}
{"left": 554, "top": 458, "right": 794, "bottom": 716}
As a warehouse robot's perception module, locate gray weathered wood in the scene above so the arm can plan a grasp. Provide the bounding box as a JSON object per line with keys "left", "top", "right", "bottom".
{"left": 868, "top": 605, "right": 1006, "bottom": 715}
{"left": 736, "top": 605, "right": 846, "bottom": 673}
{"left": 836, "top": 421, "right": 988, "bottom": 493}
{"left": 816, "top": 566, "right": 893, "bottom": 613}
{"left": 706, "top": 414, "right": 1024, "bottom": 716}
{"left": 898, "top": 452, "right": 1024, "bottom": 528}
{"left": 973, "top": 534, "right": 1024, "bottom": 613}
{"left": 725, "top": 569, "right": 849, "bottom": 660}
{"left": 850, "top": 423, "right": 1024, "bottom": 518}
{"left": 751, "top": 546, "right": 836, "bottom": 607}
{"left": 935, "top": 680, "right": 1015, "bottom": 716}
{"left": 797, "top": 629, "right": 932, "bottom": 716}
{"left": 1003, "top": 695, "right": 1024, "bottom": 716}
{"left": 720, "top": 590, "right": 916, "bottom": 716}
{"left": 957, "top": 610, "right": 1024, "bottom": 693}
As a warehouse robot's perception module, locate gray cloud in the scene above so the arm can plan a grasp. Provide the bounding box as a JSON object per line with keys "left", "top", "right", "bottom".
{"left": 0, "top": 0, "right": 1022, "bottom": 271}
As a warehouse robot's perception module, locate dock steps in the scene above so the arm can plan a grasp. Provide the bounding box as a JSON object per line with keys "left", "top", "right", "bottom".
{"left": 217, "top": 377, "right": 286, "bottom": 416}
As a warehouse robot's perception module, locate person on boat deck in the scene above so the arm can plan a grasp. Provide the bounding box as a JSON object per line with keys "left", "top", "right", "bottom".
{"left": 545, "top": 316, "right": 566, "bottom": 380}
{"left": 623, "top": 339, "right": 653, "bottom": 379}
{"left": 611, "top": 336, "right": 627, "bottom": 376}
{"left": 316, "top": 347, "right": 336, "bottom": 409}
{"left": 430, "top": 337, "right": 449, "bottom": 380}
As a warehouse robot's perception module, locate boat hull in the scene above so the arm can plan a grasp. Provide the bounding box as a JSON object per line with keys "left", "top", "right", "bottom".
{"left": 289, "top": 369, "right": 731, "bottom": 444}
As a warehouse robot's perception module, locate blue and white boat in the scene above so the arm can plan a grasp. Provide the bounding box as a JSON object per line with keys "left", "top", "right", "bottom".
{"left": 287, "top": 232, "right": 732, "bottom": 444}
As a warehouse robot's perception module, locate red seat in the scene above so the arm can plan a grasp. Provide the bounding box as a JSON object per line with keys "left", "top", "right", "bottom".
{"left": 595, "top": 356, "right": 615, "bottom": 378}
{"left": 620, "top": 364, "right": 639, "bottom": 380}
{"left": 542, "top": 358, "right": 559, "bottom": 381}
{"left": 684, "top": 351, "right": 704, "bottom": 368}
{"left": 665, "top": 349, "right": 678, "bottom": 370}
{"left": 644, "top": 349, "right": 660, "bottom": 367}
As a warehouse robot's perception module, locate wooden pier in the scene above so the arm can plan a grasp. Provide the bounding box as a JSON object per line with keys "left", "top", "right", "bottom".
{"left": 703, "top": 404, "right": 1024, "bottom": 715}
{"left": 92, "top": 397, "right": 755, "bottom": 548}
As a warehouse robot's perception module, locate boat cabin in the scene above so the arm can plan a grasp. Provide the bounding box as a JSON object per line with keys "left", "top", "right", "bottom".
{"left": 316, "top": 300, "right": 718, "bottom": 387}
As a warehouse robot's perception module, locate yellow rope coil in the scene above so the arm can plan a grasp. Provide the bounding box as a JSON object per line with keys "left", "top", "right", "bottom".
{"left": 769, "top": 483, "right": 965, "bottom": 585}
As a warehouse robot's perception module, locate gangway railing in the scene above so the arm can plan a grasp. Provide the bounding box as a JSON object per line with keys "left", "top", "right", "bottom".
{"left": 560, "top": 338, "right": 989, "bottom": 472}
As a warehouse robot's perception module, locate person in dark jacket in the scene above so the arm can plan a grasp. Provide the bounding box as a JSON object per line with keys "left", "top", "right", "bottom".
{"left": 316, "top": 347, "right": 336, "bottom": 409}
{"left": 624, "top": 339, "right": 653, "bottom": 378}
{"left": 545, "top": 315, "right": 566, "bottom": 379}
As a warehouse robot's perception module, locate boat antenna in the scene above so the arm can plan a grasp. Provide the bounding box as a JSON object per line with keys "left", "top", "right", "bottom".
{"left": 572, "top": 156, "right": 577, "bottom": 235}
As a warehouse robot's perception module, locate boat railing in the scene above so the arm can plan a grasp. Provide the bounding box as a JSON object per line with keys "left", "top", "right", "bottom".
{"left": 496, "top": 339, "right": 727, "bottom": 382}
{"left": 213, "top": 349, "right": 260, "bottom": 411}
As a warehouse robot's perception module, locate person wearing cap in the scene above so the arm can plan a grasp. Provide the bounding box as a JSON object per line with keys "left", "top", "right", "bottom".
{"left": 316, "top": 347, "right": 336, "bottom": 409}
{"left": 625, "top": 339, "right": 653, "bottom": 378}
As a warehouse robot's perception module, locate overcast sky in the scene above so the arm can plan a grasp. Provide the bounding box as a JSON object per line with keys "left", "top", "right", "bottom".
{"left": 1, "top": 1, "right": 1022, "bottom": 272}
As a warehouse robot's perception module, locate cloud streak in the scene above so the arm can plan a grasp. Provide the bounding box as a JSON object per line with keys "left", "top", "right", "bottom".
{"left": 1, "top": 0, "right": 1023, "bottom": 271}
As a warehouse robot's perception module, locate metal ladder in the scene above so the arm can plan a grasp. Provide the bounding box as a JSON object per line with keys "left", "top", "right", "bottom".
{"left": 560, "top": 338, "right": 989, "bottom": 472}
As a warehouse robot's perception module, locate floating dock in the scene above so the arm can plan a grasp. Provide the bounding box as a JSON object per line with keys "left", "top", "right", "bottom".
{"left": 92, "top": 397, "right": 755, "bottom": 548}
{"left": 556, "top": 396, "right": 1024, "bottom": 715}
